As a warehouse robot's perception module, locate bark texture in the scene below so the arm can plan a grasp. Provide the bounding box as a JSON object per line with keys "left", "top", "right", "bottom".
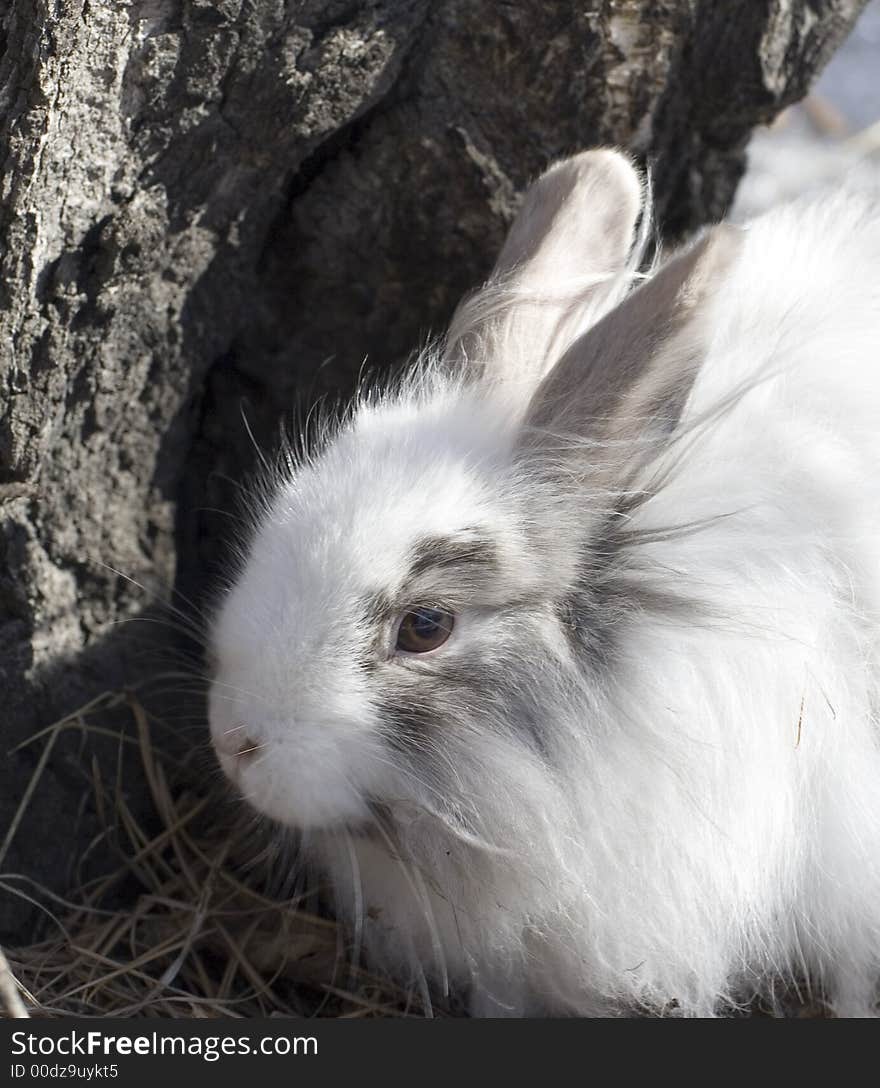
{"left": 0, "top": 0, "right": 866, "bottom": 937}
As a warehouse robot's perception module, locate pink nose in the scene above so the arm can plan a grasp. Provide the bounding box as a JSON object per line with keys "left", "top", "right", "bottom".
{"left": 215, "top": 726, "right": 263, "bottom": 765}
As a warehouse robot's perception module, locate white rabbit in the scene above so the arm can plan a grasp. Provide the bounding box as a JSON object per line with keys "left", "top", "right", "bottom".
{"left": 208, "top": 150, "right": 880, "bottom": 1017}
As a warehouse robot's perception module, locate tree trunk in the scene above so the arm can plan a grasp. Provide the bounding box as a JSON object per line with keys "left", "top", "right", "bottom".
{"left": 0, "top": 0, "right": 866, "bottom": 938}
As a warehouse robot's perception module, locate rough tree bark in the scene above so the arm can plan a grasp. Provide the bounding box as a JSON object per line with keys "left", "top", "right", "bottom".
{"left": 0, "top": 0, "right": 866, "bottom": 938}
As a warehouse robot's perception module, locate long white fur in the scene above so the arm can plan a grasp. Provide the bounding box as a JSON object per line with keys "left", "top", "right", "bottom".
{"left": 208, "top": 151, "right": 880, "bottom": 1017}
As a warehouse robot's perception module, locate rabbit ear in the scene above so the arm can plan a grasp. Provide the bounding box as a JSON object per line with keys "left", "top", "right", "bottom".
{"left": 519, "top": 224, "right": 742, "bottom": 471}
{"left": 444, "top": 149, "right": 644, "bottom": 395}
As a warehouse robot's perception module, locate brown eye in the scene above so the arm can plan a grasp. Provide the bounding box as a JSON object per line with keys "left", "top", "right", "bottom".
{"left": 395, "top": 607, "right": 455, "bottom": 654}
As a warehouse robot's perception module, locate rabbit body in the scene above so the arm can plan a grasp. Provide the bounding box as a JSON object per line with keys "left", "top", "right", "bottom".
{"left": 209, "top": 152, "right": 880, "bottom": 1016}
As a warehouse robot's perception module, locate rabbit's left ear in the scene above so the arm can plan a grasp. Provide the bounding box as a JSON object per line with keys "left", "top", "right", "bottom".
{"left": 518, "top": 224, "right": 742, "bottom": 471}
{"left": 444, "top": 150, "right": 644, "bottom": 395}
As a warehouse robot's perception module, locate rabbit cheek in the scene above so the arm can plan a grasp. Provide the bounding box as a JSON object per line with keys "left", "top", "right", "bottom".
{"left": 375, "top": 648, "right": 552, "bottom": 771}
{"left": 377, "top": 692, "right": 445, "bottom": 756}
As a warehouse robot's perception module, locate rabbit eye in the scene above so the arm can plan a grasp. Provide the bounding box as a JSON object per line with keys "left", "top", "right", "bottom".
{"left": 395, "top": 607, "right": 455, "bottom": 654}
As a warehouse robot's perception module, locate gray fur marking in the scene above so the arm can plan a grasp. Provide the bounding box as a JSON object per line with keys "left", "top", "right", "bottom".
{"left": 406, "top": 535, "right": 499, "bottom": 582}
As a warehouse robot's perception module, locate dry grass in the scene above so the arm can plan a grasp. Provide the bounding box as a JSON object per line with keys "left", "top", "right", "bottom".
{"left": 0, "top": 691, "right": 418, "bottom": 1019}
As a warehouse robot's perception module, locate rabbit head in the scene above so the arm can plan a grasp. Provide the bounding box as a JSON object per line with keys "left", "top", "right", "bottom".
{"left": 208, "top": 150, "right": 736, "bottom": 837}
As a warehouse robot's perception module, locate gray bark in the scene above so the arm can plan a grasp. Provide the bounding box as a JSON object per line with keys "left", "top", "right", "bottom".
{"left": 0, "top": 0, "right": 866, "bottom": 939}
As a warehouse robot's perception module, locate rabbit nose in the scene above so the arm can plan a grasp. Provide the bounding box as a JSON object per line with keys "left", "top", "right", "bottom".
{"left": 234, "top": 734, "right": 263, "bottom": 764}
{"left": 217, "top": 725, "right": 263, "bottom": 765}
